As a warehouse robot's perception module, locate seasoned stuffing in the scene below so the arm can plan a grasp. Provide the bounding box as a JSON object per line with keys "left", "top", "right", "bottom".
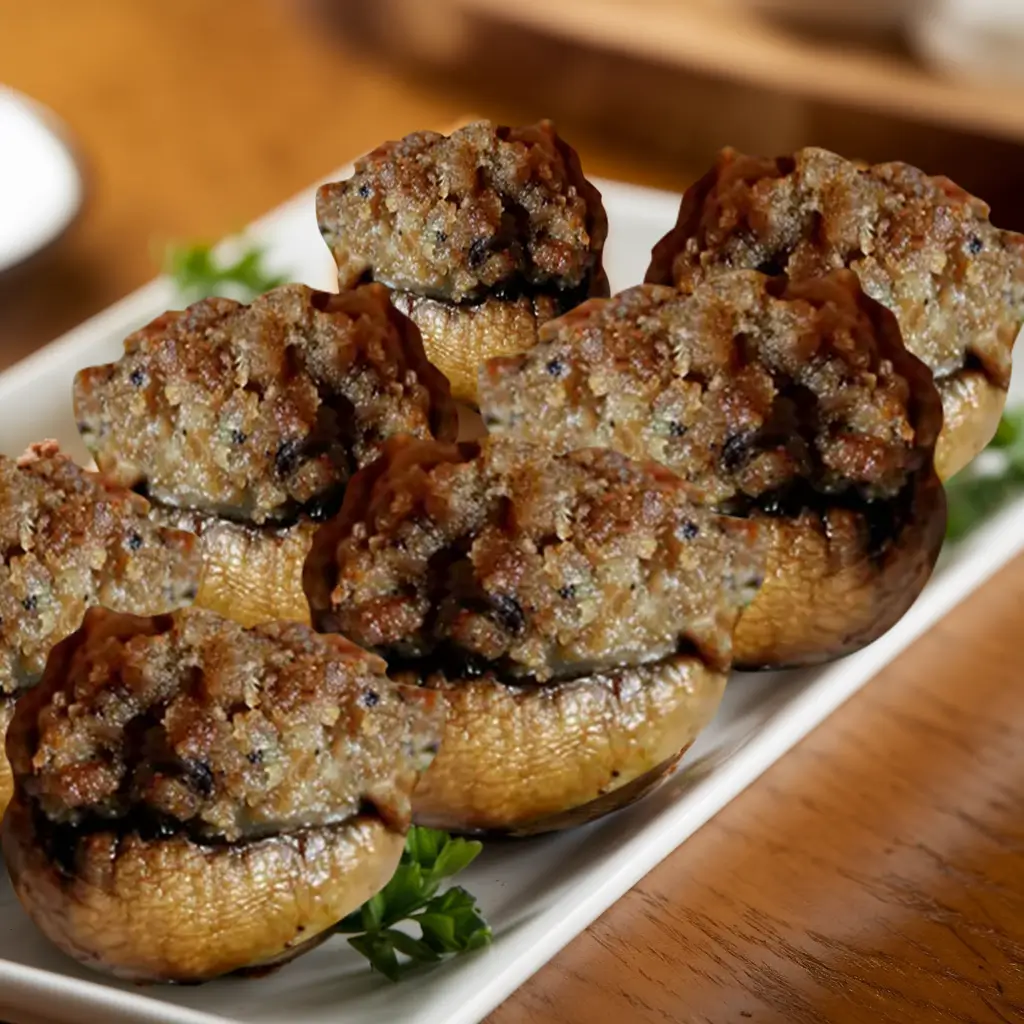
{"left": 74, "top": 284, "right": 457, "bottom": 525}
{"left": 317, "top": 120, "right": 609, "bottom": 304}
{"left": 305, "top": 437, "right": 764, "bottom": 678}
{"left": 0, "top": 443, "right": 199, "bottom": 695}
{"left": 12, "top": 607, "right": 443, "bottom": 842}
{"left": 481, "top": 272, "right": 939, "bottom": 510}
{"left": 645, "top": 146, "right": 1024, "bottom": 388}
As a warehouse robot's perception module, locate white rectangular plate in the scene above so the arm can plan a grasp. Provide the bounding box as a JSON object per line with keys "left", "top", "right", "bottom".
{"left": 0, "top": 172, "right": 1021, "bottom": 1024}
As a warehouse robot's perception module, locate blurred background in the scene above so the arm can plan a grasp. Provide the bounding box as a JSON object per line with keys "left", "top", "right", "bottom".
{"left": 4, "top": 0, "right": 1024, "bottom": 365}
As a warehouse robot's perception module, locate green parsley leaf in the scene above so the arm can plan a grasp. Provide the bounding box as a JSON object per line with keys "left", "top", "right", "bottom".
{"left": 945, "top": 407, "right": 1024, "bottom": 542}
{"left": 337, "top": 826, "right": 491, "bottom": 981}
{"left": 163, "top": 240, "right": 288, "bottom": 303}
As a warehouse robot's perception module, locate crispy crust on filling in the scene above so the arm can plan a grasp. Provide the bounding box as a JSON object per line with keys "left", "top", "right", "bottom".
{"left": 481, "top": 271, "right": 940, "bottom": 513}
{"left": 645, "top": 146, "right": 1024, "bottom": 389}
{"left": 73, "top": 284, "right": 457, "bottom": 525}
{"left": 10, "top": 608, "right": 442, "bottom": 843}
{"left": 0, "top": 443, "right": 200, "bottom": 695}
{"left": 305, "top": 437, "right": 764, "bottom": 679}
{"left": 316, "top": 120, "right": 609, "bottom": 305}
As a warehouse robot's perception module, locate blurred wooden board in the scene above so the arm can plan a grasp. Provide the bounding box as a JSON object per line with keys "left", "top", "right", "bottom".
{"left": 449, "top": 0, "right": 1024, "bottom": 144}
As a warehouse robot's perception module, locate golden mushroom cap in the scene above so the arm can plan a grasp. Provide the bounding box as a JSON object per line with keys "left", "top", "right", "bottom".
{"left": 407, "top": 657, "right": 726, "bottom": 836}
{"left": 152, "top": 509, "right": 316, "bottom": 628}
{"left": 4, "top": 798, "right": 404, "bottom": 983}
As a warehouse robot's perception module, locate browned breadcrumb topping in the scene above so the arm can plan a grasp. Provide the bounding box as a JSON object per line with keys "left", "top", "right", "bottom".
{"left": 12, "top": 608, "right": 443, "bottom": 842}
{"left": 646, "top": 147, "right": 1024, "bottom": 388}
{"left": 305, "top": 437, "right": 764, "bottom": 678}
{"left": 0, "top": 443, "right": 200, "bottom": 695}
{"left": 481, "top": 272, "right": 939, "bottom": 509}
{"left": 73, "top": 284, "right": 457, "bottom": 525}
{"left": 316, "top": 120, "right": 609, "bottom": 304}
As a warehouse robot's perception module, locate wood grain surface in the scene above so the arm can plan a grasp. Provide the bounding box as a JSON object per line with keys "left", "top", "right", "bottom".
{"left": 1, "top": 3, "right": 1023, "bottom": 1022}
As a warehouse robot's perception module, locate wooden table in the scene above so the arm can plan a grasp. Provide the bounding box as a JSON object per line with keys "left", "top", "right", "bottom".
{"left": 2, "top": 3, "right": 1023, "bottom": 1022}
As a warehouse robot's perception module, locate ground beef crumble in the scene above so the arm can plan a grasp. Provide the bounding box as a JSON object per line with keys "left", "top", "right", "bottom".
{"left": 11, "top": 607, "right": 443, "bottom": 842}
{"left": 73, "top": 284, "right": 457, "bottom": 525}
{"left": 0, "top": 442, "right": 200, "bottom": 695}
{"left": 305, "top": 437, "right": 764, "bottom": 678}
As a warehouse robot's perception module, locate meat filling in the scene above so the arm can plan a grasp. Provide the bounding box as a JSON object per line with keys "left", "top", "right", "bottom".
{"left": 481, "top": 272, "right": 937, "bottom": 517}
{"left": 645, "top": 146, "right": 1024, "bottom": 388}
{"left": 316, "top": 120, "right": 609, "bottom": 305}
{"left": 0, "top": 442, "right": 200, "bottom": 695}
{"left": 305, "top": 437, "right": 764, "bottom": 680}
{"left": 13, "top": 608, "right": 442, "bottom": 846}
{"left": 73, "top": 284, "right": 457, "bottom": 526}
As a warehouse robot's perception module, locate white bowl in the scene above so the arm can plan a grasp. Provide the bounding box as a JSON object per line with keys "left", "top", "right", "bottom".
{"left": 0, "top": 86, "right": 83, "bottom": 273}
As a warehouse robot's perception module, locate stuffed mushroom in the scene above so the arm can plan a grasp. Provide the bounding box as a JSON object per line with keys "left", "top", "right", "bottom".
{"left": 304, "top": 437, "right": 763, "bottom": 835}
{"left": 644, "top": 146, "right": 1024, "bottom": 480}
{"left": 73, "top": 283, "right": 457, "bottom": 627}
{"left": 0, "top": 442, "right": 200, "bottom": 814}
{"left": 316, "top": 120, "right": 609, "bottom": 405}
{"left": 480, "top": 271, "right": 946, "bottom": 669}
{"left": 3, "top": 606, "right": 442, "bottom": 983}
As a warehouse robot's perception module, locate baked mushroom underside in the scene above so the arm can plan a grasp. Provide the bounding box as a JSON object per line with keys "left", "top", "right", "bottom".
{"left": 152, "top": 508, "right": 316, "bottom": 627}
{"left": 391, "top": 654, "right": 726, "bottom": 836}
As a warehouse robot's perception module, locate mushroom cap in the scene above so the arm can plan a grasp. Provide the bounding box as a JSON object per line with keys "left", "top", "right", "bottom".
{"left": 315, "top": 120, "right": 610, "bottom": 407}
{"left": 392, "top": 291, "right": 566, "bottom": 407}
{"left": 933, "top": 371, "right": 1007, "bottom": 481}
{"left": 306, "top": 436, "right": 760, "bottom": 832}
{"left": 408, "top": 655, "right": 726, "bottom": 835}
{"left": 480, "top": 273, "right": 946, "bottom": 669}
{"left": 3, "top": 796, "right": 403, "bottom": 983}
{"left": 3, "top": 607, "right": 442, "bottom": 981}
{"left": 644, "top": 146, "right": 1024, "bottom": 479}
{"left": 0, "top": 696, "right": 14, "bottom": 816}
{"left": 733, "top": 469, "right": 946, "bottom": 668}
{"left": 152, "top": 509, "right": 315, "bottom": 628}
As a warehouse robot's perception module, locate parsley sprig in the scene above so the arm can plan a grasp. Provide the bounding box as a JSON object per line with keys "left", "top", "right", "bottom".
{"left": 337, "top": 826, "right": 492, "bottom": 981}
{"left": 163, "top": 240, "right": 287, "bottom": 303}
{"left": 945, "top": 408, "right": 1024, "bottom": 541}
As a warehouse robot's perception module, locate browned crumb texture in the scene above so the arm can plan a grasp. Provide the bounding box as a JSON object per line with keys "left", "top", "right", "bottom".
{"left": 646, "top": 147, "right": 1024, "bottom": 387}
{"left": 305, "top": 437, "right": 764, "bottom": 679}
{"left": 0, "top": 443, "right": 200, "bottom": 695}
{"left": 73, "top": 284, "right": 457, "bottom": 525}
{"left": 481, "top": 271, "right": 940, "bottom": 510}
{"left": 316, "top": 120, "right": 609, "bottom": 305}
{"left": 10, "top": 607, "right": 442, "bottom": 842}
